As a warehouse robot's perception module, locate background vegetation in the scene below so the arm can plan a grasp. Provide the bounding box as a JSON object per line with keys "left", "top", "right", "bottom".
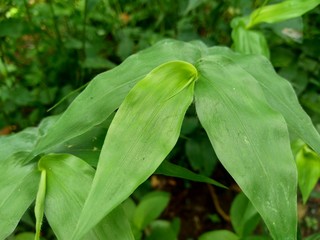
{"left": 0, "top": 0, "right": 319, "bottom": 239}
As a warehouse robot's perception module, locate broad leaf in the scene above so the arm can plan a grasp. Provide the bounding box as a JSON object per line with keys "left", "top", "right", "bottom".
{"left": 72, "top": 61, "right": 197, "bottom": 239}
{"left": 38, "top": 154, "right": 134, "bottom": 240}
{"left": 247, "top": 0, "right": 320, "bottom": 28}
{"left": 0, "top": 128, "right": 37, "bottom": 161}
{"left": 230, "top": 192, "right": 260, "bottom": 237}
{"left": 132, "top": 191, "right": 170, "bottom": 230}
{"left": 207, "top": 47, "right": 320, "bottom": 155}
{"left": 34, "top": 40, "right": 201, "bottom": 155}
{"left": 185, "top": 134, "right": 218, "bottom": 176}
{"left": 51, "top": 115, "right": 114, "bottom": 167}
{"left": 0, "top": 115, "right": 59, "bottom": 161}
{"left": 195, "top": 55, "right": 297, "bottom": 239}
{"left": 231, "top": 17, "right": 270, "bottom": 58}
{"left": 155, "top": 161, "right": 225, "bottom": 188}
{"left": 0, "top": 153, "right": 40, "bottom": 239}
{"left": 145, "top": 220, "right": 178, "bottom": 240}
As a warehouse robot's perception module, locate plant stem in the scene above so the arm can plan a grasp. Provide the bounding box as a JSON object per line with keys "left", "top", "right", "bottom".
{"left": 47, "top": 0, "right": 63, "bottom": 48}
{"left": 82, "top": 0, "right": 87, "bottom": 59}
{"left": 79, "top": 0, "right": 88, "bottom": 86}
{"left": 0, "top": 42, "right": 9, "bottom": 80}
{"left": 23, "top": 0, "right": 41, "bottom": 59}
{"left": 207, "top": 184, "right": 231, "bottom": 222}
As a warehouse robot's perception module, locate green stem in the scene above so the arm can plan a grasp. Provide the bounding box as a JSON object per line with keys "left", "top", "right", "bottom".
{"left": 0, "top": 42, "right": 9, "bottom": 80}
{"left": 23, "top": 0, "right": 42, "bottom": 58}
{"left": 82, "top": 0, "right": 87, "bottom": 58}
{"left": 79, "top": 0, "right": 88, "bottom": 86}
{"left": 47, "top": 0, "right": 63, "bottom": 48}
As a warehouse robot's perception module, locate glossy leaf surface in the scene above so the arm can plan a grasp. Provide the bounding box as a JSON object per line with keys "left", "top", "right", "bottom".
{"left": 72, "top": 60, "right": 197, "bottom": 239}
{"left": 39, "top": 154, "right": 134, "bottom": 240}
{"left": 195, "top": 55, "right": 297, "bottom": 240}
{"left": 34, "top": 40, "right": 201, "bottom": 155}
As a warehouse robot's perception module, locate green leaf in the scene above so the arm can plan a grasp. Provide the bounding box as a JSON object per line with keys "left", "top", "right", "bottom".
{"left": 247, "top": 0, "right": 320, "bottom": 28}
{"left": 230, "top": 193, "right": 260, "bottom": 237}
{"left": 0, "top": 19, "right": 29, "bottom": 38}
{"left": 51, "top": 115, "right": 114, "bottom": 167}
{"left": 181, "top": 116, "right": 199, "bottom": 135}
{"left": 231, "top": 17, "right": 270, "bottom": 58}
{"left": 145, "top": 220, "right": 178, "bottom": 240}
{"left": 185, "top": 134, "right": 218, "bottom": 176}
{"left": 305, "top": 233, "right": 320, "bottom": 240}
{"left": 72, "top": 60, "right": 197, "bottom": 239}
{"left": 122, "top": 198, "right": 136, "bottom": 221}
{"left": 0, "top": 115, "right": 59, "bottom": 161}
{"left": 270, "top": 17, "right": 304, "bottom": 43}
{"left": 208, "top": 47, "right": 320, "bottom": 155}
{"left": 0, "top": 127, "right": 38, "bottom": 161}
{"left": 243, "top": 236, "right": 272, "bottom": 240}
{"left": 155, "top": 161, "right": 226, "bottom": 188}
{"left": 86, "top": 0, "right": 101, "bottom": 13}
{"left": 38, "top": 154, "right": 134, "bottom": 240}
{"left": 133, "top": 191, "right": 170, "bottom": 230}
{"left": 33, "top": 40, "right": 201, "bottom": 155}
{"left": 195, "top": 55, "right": 297, "bottom": 240}
{"left": 0, "top": 153, "right": 40, "bottom": 239}
{"left": 183, "top": 0, "right": 207, "bottom": 15}
{"left": 295, "top": 145, "right": 320, "bottom": 203}
{"left": 199, "top": 230, "right": 239, "bottom": 240}
{"left": 13, "top": 232, "right": 35, "bottom": 240}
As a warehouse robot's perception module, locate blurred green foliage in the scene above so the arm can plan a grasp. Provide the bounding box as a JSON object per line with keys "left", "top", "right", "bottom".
{"left": 1, "top": 0, "right": 319, "bottom": 131}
